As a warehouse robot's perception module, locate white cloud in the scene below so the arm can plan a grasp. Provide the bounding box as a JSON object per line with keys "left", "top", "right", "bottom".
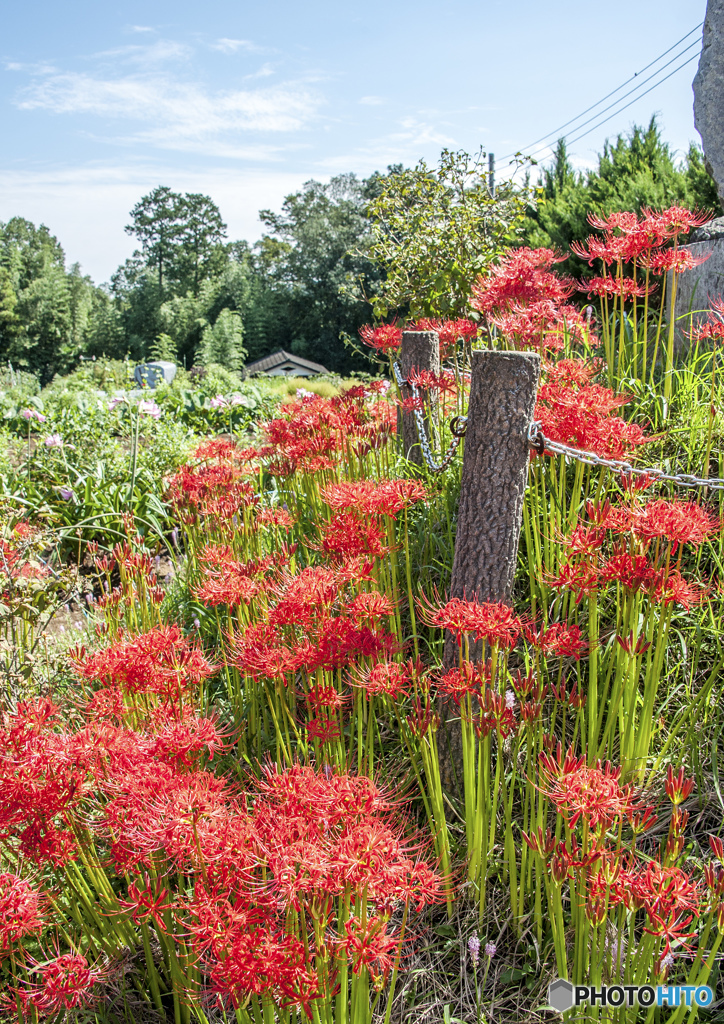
{"left": 245, "top": 63, "right": 275, "bottom": 80}
{"left": 15, "top": 71, "right": 322, "bottom": 147}
{"left": 128, "top": 25, "right": 155, "bottom": 34}
{"left": 91, "top": 40, "right": 193, "bottom": 65}
{"left": 359, "top": 96, "right": 385, "bottom": 106}
{"left": 0, "top": 164, "right": 313, "bottom": 283}
{"left": 211, "top": 38, "right": 262, "bottom": 54}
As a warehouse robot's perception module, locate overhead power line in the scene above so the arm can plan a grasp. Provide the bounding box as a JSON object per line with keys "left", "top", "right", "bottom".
{"left": 564, "top": 50, "right": 701, "bottom": 148}
{"left": 498, "top": 22, "right": 703, "bottom": 165}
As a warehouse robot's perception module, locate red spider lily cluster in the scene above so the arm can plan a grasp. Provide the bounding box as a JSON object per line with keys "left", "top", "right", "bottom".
{"left": 545, "top": 496, "right": 719, "bottom": 608}
{"left": 470, "top": 247, "right": 593, "bottom": 354}
{"left": 534, "top": 358, "right": 649, "bottom": 459}
{"left": 572, "top": 207, "right": 711, "bottom": 269}
{"left": 0, "top": 687, "right": 441, "bottom": 1016}
{"left": 527, "top": 745, "right": 723, "bottom": 967}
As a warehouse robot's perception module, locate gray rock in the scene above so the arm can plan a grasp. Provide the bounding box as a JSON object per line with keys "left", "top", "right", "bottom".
{"left": 694, "top": 3, "right": 724, "bottom": 205}
{"left": 672, "top": 240, "right": 724, "bottom": 335}
{"left": 691, "top": 215, "right": 724, "bottom": 242}
{"left": 133, "top": 361, "right": 177, "bottom": 389}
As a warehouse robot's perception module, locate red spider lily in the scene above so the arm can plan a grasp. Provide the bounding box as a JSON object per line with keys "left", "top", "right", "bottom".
{"left": 407, "top": 368, "right": 458, "bottom": 394}
{"left": 406, "top": 694, "right": 440, "bottom": 738}
{"left": 521, "top": 619, "right": 588, "bottom": 659}
{"left": 0, "top": 537, "right": 49, "bottom": 585}
{"left": 230, "top": 623, "right": 297, "bottom": 681}
{"left": 586, "top": 211, "right": 641, "bottom": 235}
{"left": 535, "top": 363, "right": 649, "bottom": 460}
{"left": 664, "top": 766, "right": 695, "bottom": 806}
{"left": 209, "top": 927, "right": 319, "bottom": 1014}
{"left": 710, "top": 835, "right": 724, "bottom": 862}
{"left": 615, "top": 632, "right": 652, "bottom": 657}
{"left": 355, "top": 659, "right": 411, "bottom": 698}
{"left": 538, "top": 747, "right": 641, "bottom": 830}
{"left": 491, "top": 299, "right": 592, "bottom": 353}
{"left": 359, "top": 322, "right": 403, "bottom": 353}
{"left": 348, "top": 591, "right": 395, "bottom": 623}
{"left": 420, "top": 595, "right": 521, "bottom": 647}
{"left": 625, "top": 499, "right": 720, "bottom": 548}
{"left": 146, "top": 713, "right": 227, "bottom": 769}
{"left": 70, "top": 625, "right": 217, "bottom": 699}
{"left": 644, "top": 205, "right": 711, "bottom": 239}
{"left": 306, "top": 716, "right": 342, "bottom": 744}
{"left": 339, "top": 915, "right": 398, "bottom": 981}
{"left": 639, "top": 248, "right": 711, "bottom": 275}
{"left": 544, "top": 562, "right": 601, "bottom": 602}
{"left": 261, "top": 388, "right": 395, "bottom": 477}
{"left": 470, "top": 247, "right": 573, "bottom": 315}
{"left": 167, "top": 464, "right": 258, "bottom": 512}
{"left": 435, "top": 662, "right": 483, "bottom": 703}
{"left": 256, "top": 507, "right": 295, "bottom": 529}
{"left": 656, "top": 570, "right": 708, "bottom": 610}
{"left": 599, "top": 551, "right": 663, "bottom": 595}
{"left": 117, "top": 877, "right": 176, "bottom": 924}
{"left": 522, "top": 826, "right": 557, "bottom": 859}
{"left": 580, "top": 276, "right": 650, "bottom": 300}
{"left": 0, "top": 872, "right": 44, "bottom": 947}
{"left": 413, "top": 317, "right": 478, "bottom": 356}
{"left": 551, "top": 677, "right": 587, "bottom": 709}
{"left": 563, "top": 523, "right": 606, "bottom": 555}
{"left": 306, "top": 685, "right": 347, "bottom": 711}
{"left": 475, "top": 688, "right": 517, "bottom": 739}
{"left": 317, "top": 510, "right": 392, "bottom": 561}
{"left": 321, "top": 479, "right": 427, "bottom": 517}
{"left": 194, "top": 567, "right": 261, "bottom": 607}
{"left": 29, "top": 953, "right": 106, "bottom": 1012}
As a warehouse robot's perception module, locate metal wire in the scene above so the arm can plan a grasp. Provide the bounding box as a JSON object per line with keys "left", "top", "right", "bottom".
{"left": 393, "top": 361, "right": 467, "bottom": 473}
{"left": 528, "top": 421, "right": 724, "bottom": 491}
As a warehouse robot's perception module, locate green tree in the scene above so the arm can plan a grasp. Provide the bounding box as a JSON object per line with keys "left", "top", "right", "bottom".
{"left": 150, "top": 332, "right": 178, "bottom": 362}
{"left": 125, "top": 186, "right": 185, "bottom": 294}
{"left": 523, "top": 118, "right": 723, "bottom": 274}
{"left": 198, "top": 308, "right": 246, "bottom": 371}
{"left": 366, "top": 149, "right": 529, "bottom": 319}
{"left": 177, "top": 193, "right": 228, "bottom": 296}
{"left": 254, "top": 173, "right": 381, "bottom": 371}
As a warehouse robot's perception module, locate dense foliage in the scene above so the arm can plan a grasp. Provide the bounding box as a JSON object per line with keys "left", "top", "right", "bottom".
{"left": 3, "top": 199, "right": 724, "bottom": 1021}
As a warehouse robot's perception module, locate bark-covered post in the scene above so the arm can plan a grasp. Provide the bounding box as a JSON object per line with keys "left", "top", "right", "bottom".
{"left": 397, "top": 330, "right": 440, "bottom": 467}
{"left": 439, "top": 349, "right": 540, "bottom": 789}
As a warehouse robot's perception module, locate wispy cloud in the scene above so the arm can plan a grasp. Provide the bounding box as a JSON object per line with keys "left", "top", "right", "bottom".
{"left": 244, "top": 63, "right": 275, "bottom": 80}
{"left": 211, "top": 38, "right": 264, "bottom": 54}
{"left": 15, "top": 70, "right": 322, "bottom": 149}
{"left": 128, "top": 25, "right": 155, "bottom": 34}
{"left": 359, "top": 96, "right": 385, "bottom": 106}
{"left": 91, "top": 40, "right": 192, "bottom": 65}
{"left": 0, "top": 163, "right": 311, "bottom": 282}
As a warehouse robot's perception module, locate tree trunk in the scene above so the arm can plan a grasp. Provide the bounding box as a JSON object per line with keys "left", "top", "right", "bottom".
{"left": 438, "top": 349, "right": 541, "bottom": 794}
{"left": 396, "top": 331, "right": 440, "bottom": 467}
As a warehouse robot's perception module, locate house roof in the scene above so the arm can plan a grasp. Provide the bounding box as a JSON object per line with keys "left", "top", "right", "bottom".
{"left": 245, "top": 349, "right": 329, "bottom": 375}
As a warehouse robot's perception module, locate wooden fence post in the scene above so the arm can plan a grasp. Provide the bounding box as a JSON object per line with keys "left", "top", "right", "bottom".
{"left": 397, "top": 330, "right": 440, "bottom": 467}
{"left": 439, "top": 349, "right": 541, "bottom": 788}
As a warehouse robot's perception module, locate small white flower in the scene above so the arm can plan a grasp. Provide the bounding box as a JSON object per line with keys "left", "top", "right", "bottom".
{"left": 505, "top": 689, "right": 516, "bottom": 710}
{"left": 44, "top": 434, "right": 63, "bottom": 448}
{"left": 210, "top": 394, "right": 229, "bottom": 409}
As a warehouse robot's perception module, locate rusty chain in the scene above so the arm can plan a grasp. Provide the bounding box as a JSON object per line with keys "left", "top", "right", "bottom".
{"left": 528, "top": 420, "right": 724, "bottom": 491}
{"left": 393, "top": 361, "right": 723, "bottom": 489}
{"left": 393, "top": 361, "right": 467, "bottom": 473}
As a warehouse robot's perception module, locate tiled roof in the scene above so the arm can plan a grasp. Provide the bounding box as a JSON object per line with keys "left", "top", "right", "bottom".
{"left": 245, "top": 349, "right": 329, "bottom": 374}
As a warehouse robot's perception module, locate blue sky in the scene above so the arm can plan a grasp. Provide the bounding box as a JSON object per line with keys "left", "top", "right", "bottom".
{"left": 0, "top": 0, "right": 707, "bottom": 283}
